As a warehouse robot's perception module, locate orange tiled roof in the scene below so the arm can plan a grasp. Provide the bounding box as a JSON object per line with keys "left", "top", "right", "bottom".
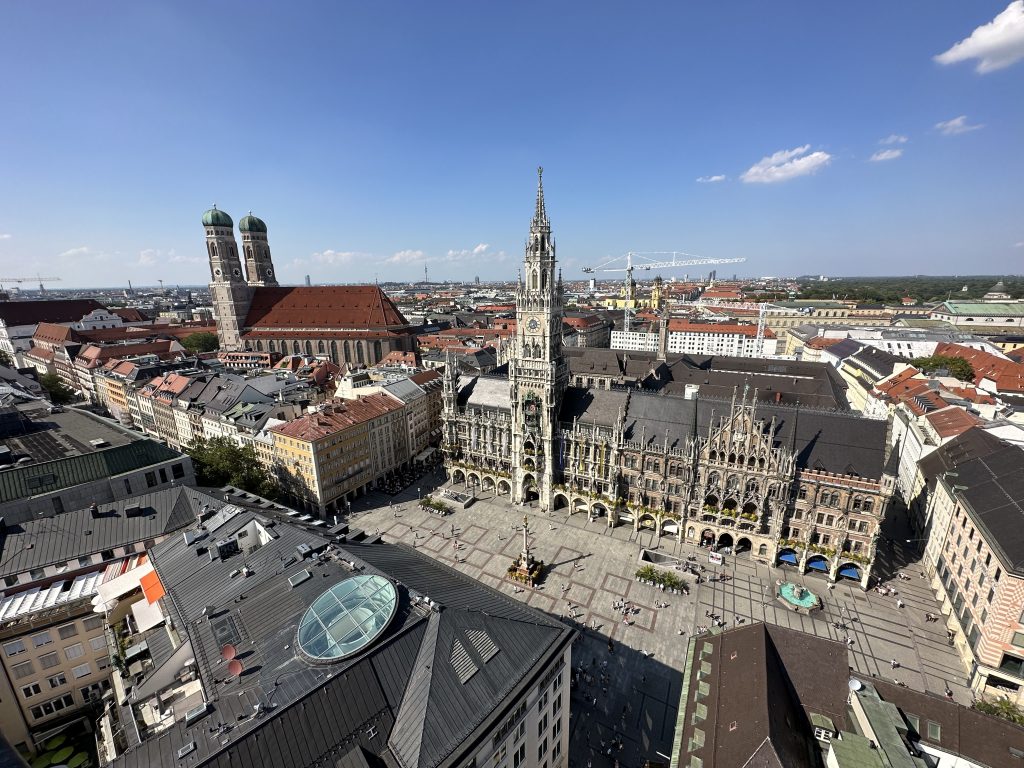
{"left": 925, "top": 407, "right": 982, "bottom": 439}
{"left": 244, "top": 286, "right": 411, "bottom": 331}
{"left": 934, "top": 343, "right": 1024, "bottom": 394}
{"left": 271, "top": 393, "right": 403, "bottom": 441}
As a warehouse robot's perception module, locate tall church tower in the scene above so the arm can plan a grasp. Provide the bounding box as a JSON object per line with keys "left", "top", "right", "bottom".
{"left": 510, "top": 168, "right": 569, "bottom": 507}
{"left": 204, "top": 206, "right": 251, "bottom": 351}
{"left": 238, "top": 213, "right": 278, "bottom": 287}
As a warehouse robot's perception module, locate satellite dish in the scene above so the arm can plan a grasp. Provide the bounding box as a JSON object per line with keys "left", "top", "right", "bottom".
{"left": 849, "top": 678, "right": 863, "bottom": 691}
{"left": 220, "top": 644, "right": 237, "bottom": 662}
{"left": 227, "top": 659, "right": 243, "bottom": 677}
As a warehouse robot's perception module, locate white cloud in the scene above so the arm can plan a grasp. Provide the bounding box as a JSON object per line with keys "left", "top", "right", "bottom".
{"left": 443, "top": 243, "right": 505, "bottom": 262}
{"left": 1015, "top": 241, "right": 1024, "bottom": 248}
{"left": 0, "top": 233, "right": 11, "bottom": 240}
{"left": 935, "top": 115, "right": 984, "bottom": 135}
{"left": 869, "top": 148, "right": 903, "bottom": 162}
{"left": 58, "top": 246, "right": 92, "bottom": 258}
{"left": 879, "top": 134, "right": 908, "bottom": 145}
{"left": 740, "top": 145, "right": 832, "bottom": 184}
{"left": 310, "top": 250, "right": 366, "bottom": 265}
{"left": 384, "top": 249, "right": 427, "bottom": 264}
{"left": 137, "top": 248, "right": 200, "bottom": 267}
{"left": 696, "top": 175, "right": 726, "bottom": 183}
{"left": 935, "top": 1, "right": 1024, "bottom": 73}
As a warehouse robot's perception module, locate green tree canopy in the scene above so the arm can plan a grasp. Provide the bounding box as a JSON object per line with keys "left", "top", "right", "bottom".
{"left": 973, "top": 696, "right": 1024, "bottom": 726}
{"left": 181, "top": 332, "right": 219, "bottom": 354}
{"left": 39, "top": 373, "right": 76, "bottom": 404}
{"left": 910, "top": 355, "right": 975, "bottom": 382}
{"left": 187, "top": 437, "right": 277, "bottom": 499}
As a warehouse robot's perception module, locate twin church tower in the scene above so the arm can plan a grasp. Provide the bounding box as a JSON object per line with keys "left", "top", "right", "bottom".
{"left": 203, "top": 207, "right": 277, "bottom": 350}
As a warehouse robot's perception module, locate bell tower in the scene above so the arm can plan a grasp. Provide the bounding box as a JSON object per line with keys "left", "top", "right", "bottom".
{"left": 204, "top": 206, "right": 251, "bottom": 351}
{"left": 510, "top": 168, "right": 568, "bottom": 507}
{"left": 239, "top": 212, "right": 278, "bottom": 287}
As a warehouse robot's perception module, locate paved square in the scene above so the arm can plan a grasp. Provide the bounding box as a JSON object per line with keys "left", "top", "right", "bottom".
{"left": 349, "top": 481, "right": 970, "bottom": 768}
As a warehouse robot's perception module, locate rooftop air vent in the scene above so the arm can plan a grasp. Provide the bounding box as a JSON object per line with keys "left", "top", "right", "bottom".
{"left": 177, "top": 742, "right": 196, "bottom": 759}
{"left": 183, "top": 702, "right": 208, "bottom": 727}
{"left": 296, "top": 543, "right": 312, "bottom": 559}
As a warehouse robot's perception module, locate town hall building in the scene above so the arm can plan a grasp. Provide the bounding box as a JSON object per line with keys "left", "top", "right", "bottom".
{"left": 203, "top": 207, "right": 417, "bottom": 365}
{"left": 442, "top": 170, "right": 896, "bottom": 588}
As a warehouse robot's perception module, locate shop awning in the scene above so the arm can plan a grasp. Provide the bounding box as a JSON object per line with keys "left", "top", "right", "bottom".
{"left": 838, "top": 564, "right": 861, "bottom": 579}
{"left": 807, "top": 558, "right": 829, "bottom": 572}
{"left": 778, "top": 551, "right": 798, "bottom": 564}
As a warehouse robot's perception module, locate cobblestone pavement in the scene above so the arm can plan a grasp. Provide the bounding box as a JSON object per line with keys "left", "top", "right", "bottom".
{"left": 348, "top": 478, "right": 971, "bottom": 768}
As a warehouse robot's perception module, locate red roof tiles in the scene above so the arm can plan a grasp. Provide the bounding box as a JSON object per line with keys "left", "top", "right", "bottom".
{"left": 271, "top": 394, "right": 403, "bottom": 441}
{"left": 243, "top": 286, "right": 411, "bottom": 331}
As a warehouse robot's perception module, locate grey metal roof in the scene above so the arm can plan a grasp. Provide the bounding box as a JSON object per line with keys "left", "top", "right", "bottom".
{"left": 457, "top": 375, "right": 510, "bottom": 411}
{"left": 0, "top": 438, "right": 184, "bottom": 506}
{"left": 954, "top": 444, "right": 1024, "bottom": 576}
{"left": 109, "top": 519, "right": 573, "bottom": 768}
{"left": 559, "top": 386, "right": 888, "bottom": 478}
{"left": 0, "top": 486, "right": 199, "bottom": 577}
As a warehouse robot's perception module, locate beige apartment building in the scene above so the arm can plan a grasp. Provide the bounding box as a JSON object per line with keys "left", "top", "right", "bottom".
{"left": 923, "top": 442, "right": 1024, "bottom": 706}
{"left": 0, "top": 582, "right": 111, "bottom": 753}
{"left": 270, "top": 393, "right": 407, "bottom": 515}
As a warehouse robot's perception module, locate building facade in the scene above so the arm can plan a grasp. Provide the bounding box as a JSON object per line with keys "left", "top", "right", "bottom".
{"left": 203, "top": 208, "right": 418, "bottom": 363}
{"left": 442, "top": 171, "right": 895, "bottom": 588}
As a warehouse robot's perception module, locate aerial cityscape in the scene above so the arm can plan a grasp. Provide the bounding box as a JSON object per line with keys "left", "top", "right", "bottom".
{"left": 1, "top": 3, "right": 1024, "bottom": 768}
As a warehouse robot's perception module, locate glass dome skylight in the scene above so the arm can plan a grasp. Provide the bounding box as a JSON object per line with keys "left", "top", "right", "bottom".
{"left": 297, "top": 574, "right": 398, "bottom": 662}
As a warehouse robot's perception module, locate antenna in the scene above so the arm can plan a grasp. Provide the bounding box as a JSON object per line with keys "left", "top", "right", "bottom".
{"left": 227, "top": 659, "right": 243, "bottom": 677}
{"left": 220, "top": 643, "right": 237, "bottom": 662}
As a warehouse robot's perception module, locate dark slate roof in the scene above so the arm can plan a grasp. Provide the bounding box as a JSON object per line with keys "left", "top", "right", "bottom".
{"left": 559, "top": 387, "right": 889, "bottom": 479}
{"left": 0, "top": 486, "right": 201, "bottom": 577}
{"left": 0, "top": 439, "right": 184, "bottom": 507}
{"left": 846, "top": 346, "right": 903, "bottom": 380}
{"left": 870, "top": 679, "right": 1024, "bottom": 768}
{"left": 565, "top": 348, "right": 849, "bottom": 409}
{"left": 915, "top": 427, "right": 1008, "bottom": 486}
{"left": 678, "top": 622, "right": 848, "bottom": 768}
{"left": 110, "top": 518, "right": 572, "bottom": 768}
{"left": 823, "top": 338, "right": 864, "bottom": 361}
{"left": 953, "top": 444, "right": 1024, "bottom": 576}
{"left": 0, "top": 299, "right": 106, "bottom": 327}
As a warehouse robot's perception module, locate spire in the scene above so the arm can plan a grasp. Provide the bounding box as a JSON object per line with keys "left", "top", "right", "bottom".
{"left": 532, "top": 166, "right": 549, "bottom": 231}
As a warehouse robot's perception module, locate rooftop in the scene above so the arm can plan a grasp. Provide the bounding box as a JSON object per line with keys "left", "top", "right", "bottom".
{"left": 109, "top": 508, "right": 573, "bottom": 768}
{"left": 0, "top": 298, "right": 106, "bottom": 327}
{"left": 243, "top": 286, "right": 413, "bottom": 331}
{"left": 0, "top": 486, "right": 200, "bottom": 578}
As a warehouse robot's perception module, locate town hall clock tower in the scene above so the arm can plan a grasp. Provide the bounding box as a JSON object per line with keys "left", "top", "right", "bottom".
{"left": 510, "top": 168, "right": 569, "bottom": 507}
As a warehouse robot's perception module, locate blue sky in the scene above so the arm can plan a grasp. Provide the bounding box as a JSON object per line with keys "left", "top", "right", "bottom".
{"left": 1, "top": 2, "right": 1022, "bottom": 287}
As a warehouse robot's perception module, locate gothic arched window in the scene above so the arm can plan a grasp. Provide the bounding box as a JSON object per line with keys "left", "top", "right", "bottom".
{"left": 318, "top": 340, "right": 325, "bottom": 354}
{"left": 343, "top": 340, "right": 351, "bottom": 361}
{"left": 268, "top": 340, "right": 276, "bottom": 352}
{"left": 292, "top": 340, "right": 300, "bottom": 355}
{"left": 356, "top": 343, "right": 364, "bottom": 364}
{"left": 863, "top": 498, "right": 874, "bottom": 513}
{"left": 374, "top": 340, "right": 382, "bottom": 362}
{"left": 330, "top": 340, "right": 338, "bottom": 363}
{"left": 305, "top": 340, "right": 313, "bottom": 356}
{"left": 255, "top": 340, "right": 263, "bottom": 352}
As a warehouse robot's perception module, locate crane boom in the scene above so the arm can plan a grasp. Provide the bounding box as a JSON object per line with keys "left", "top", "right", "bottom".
{"left": 0, "top": 277, "right": 61, "bottom": 282}
{"left": 582, "top": 251, "right": 749, "bottom": 332}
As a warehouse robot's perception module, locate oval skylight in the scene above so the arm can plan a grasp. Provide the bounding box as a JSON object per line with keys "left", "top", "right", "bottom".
{"left": 297, "top": 574, "right": 398, "bottom": 662}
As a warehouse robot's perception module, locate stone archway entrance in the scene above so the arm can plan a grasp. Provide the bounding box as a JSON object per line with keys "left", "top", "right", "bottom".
{"left": 497, "top": 479, "right": 512, "bottom": 497}
{"left": 716, "top": 532, "right": 734, "bottom": 552}
{"left": 522, "top": 474, "right": 538, "bottom": 503}
{"left": 552, "top": 493, "right": 569, "bottom": 511}
{"left": 736, "top": 537, "right": 752, "bottom": 556}
{"left": 700, "top": 529, "right": 715, "bottom": 547}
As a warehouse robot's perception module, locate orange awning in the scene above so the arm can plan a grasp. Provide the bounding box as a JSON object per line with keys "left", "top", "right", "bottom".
{"left": 140, "top": 570, "right": 166, "bottom": 604}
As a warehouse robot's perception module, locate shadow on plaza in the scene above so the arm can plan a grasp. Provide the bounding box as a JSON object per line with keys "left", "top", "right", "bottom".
{"left": 567, "top": 625, "right": 680, "bottom": 768}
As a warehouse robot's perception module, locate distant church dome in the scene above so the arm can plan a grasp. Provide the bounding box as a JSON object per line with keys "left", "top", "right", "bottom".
{"left": 202, "top": 206, "right": 233, "bottom": 228}
{"left": 238, "top": 212, "right": 268, "bottom": 233}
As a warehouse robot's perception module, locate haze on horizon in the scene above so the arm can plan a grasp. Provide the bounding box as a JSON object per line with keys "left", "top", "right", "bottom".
{"left": 1, "top": 2, "right": 1022, "bottom": 289}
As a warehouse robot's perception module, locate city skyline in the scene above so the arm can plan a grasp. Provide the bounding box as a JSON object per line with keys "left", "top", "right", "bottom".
{"left": 1, "top": 2, "right": 1023, "bottom": 288}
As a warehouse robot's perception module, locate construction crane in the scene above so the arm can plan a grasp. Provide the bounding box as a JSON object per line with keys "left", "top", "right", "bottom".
{"left": 582, "top": 252, "right": 746, "bottom": 331}
{"left": 672, "top": 298, "right": 805, "bottom": 358}
{"left": 0, "top": 276, "right": 62, "bottom": 294}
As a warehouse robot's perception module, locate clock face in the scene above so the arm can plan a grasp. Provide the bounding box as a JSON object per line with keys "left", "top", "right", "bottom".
{"left": 527, "top": 318, "right": 540, "bottom": 332}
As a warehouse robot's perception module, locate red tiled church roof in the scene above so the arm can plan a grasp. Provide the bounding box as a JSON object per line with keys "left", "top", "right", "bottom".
{"left": 243, "top": 287, "right": 411, "bottom": 331}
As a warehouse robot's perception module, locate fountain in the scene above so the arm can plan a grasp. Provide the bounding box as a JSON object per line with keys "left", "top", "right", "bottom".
{"left": 776, "top": 580, "right": 822, "bottom": 614}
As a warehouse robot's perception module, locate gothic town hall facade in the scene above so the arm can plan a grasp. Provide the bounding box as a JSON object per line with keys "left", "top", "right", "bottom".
{"left": 442, "top": 170, "right": 895, "bottom": 589}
